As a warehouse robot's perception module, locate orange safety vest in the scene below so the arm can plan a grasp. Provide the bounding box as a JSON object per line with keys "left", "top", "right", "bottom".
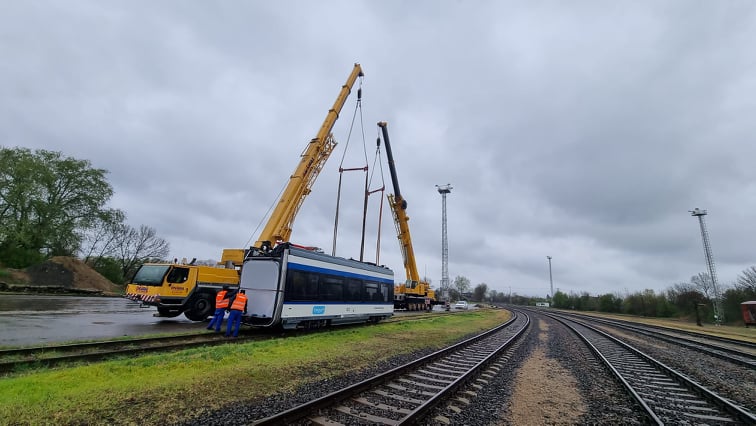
{"left": 215, "top": 290, "right": 229, "bottom": 309}
{"left": 230, "top": 293, "right": 248, "bottom": 311}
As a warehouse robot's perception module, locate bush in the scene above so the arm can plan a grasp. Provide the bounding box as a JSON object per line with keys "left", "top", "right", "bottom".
{"left": 88, "top": 256, "right": 125, "bottom": 284}
{"left": 0, "top": 245, "right": 45, "bottom": 269}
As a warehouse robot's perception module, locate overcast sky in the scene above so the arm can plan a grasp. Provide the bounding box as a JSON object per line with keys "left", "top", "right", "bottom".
{"left": 2, "top": 1, "right": 755, "bottom": 297}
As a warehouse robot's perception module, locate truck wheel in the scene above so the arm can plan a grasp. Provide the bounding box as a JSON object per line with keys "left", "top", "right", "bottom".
{"left": 157, "top": 307, "right": 182, "bottom": 318}
{"left": 184, "top": 293, "right": 214, "bottom": 321}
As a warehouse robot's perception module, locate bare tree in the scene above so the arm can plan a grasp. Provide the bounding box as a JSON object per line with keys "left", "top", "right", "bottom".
{"left": 671, "top": 281, "right": 697, "bottom": 294}
{"left": 78, "top": 209, "right": 125, "bottom": 266}
{"left": 453, "top": 275, "right": 471, "bottom": 298}
{"left": 691, "top": 272, "right": 714, "bottom": 300}
{"left": 736, "top": 266, "right": 756, "bottom": 293}
{"left": 114, "top": 224, "right": 170, "bottom": 278}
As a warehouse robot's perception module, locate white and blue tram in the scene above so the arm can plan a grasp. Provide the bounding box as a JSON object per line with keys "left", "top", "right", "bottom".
{"left": 240, "top": 243, "right": 395, "bottom": 329}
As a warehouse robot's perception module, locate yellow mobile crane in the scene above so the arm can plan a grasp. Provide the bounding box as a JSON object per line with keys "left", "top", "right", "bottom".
{"left": 125, "top": 64, "right": 364, "bottom": 320}
{"left": 125, "top": 255, "right": 241, "bottom": 321}
{"left": 378, "top": 121, "right": 438, "bottom": 311}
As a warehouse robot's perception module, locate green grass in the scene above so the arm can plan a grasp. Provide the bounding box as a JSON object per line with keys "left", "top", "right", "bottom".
{"left": 0, "top": 309, "right": 510, "bottom": 425}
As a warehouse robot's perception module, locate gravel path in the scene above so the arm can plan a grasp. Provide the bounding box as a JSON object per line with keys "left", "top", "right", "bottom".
{"left": 507, "top": 319, "right": 587, "bottom": 424}
{"left": 422, "top": 311, "right": 645, "bottom": 425}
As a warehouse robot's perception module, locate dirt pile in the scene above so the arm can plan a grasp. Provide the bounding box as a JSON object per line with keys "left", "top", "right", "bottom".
{"left": 1, "top": 257, "right": 121, "bottom": 295}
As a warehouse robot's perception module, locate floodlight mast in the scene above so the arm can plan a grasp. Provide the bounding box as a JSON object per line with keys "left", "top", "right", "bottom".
{"left": 437, "top": 184, "right": 452, "bottom": 299}
{"left": 689, "top": 208, "right": 724, "bottom": 324}
{"left": 547, "top": 256, "right": 553, "bottom": 302}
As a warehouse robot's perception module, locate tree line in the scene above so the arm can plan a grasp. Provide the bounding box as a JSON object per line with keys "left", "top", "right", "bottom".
{"left": 453, "top": 268, "right": 756, "bottom": 325}
{"left": 545, "top": 269, "right": 756, "bottom": 325}
{"left": 0, "top": 147, "right": 169, "bottom": 283}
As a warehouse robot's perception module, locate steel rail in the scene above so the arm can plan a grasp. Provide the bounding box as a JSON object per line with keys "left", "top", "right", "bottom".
{"left": 558, "top": 311, "right": 756, "bottom": 352}
{"left": 0, "top": 334, "right": 262, "bottom": 374}
{"left": 546, "top": 312, "right": 756, "bottom": 425}
{"left": 252, "top": 311, "right": 528, "bottom": 425}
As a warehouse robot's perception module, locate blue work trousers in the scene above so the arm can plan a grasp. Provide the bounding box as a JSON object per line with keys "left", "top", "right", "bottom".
{"left": 207, "top": 308, "right": 226, "bottom": 331}
{"left": 226, "top": 310, "right": 243, "bottom": 337}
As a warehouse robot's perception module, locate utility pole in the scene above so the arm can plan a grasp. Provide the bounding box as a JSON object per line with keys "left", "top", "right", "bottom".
{"left": 689, "top": 208, "right": 724, "bottom": 324}
{"left": 547, "top": 256, "right": 553, "bottom": 303}
{"left": 436, "top": 184, "right": 452, "bottom": 301}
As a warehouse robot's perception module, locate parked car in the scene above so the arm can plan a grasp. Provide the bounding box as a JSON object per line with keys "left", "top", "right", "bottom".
{"left": 454, "top": 301, "right": 468, "bottom": 310}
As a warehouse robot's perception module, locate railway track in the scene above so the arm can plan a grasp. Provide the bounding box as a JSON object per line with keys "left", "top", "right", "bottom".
{"left": 0, "top": 332, "right": 266, "bottom": 374}
{"left": 252, "top": 311, "right": 530, "bottom": 425}
{"left": 546, "top": 312, "right": 756, "bottom": 425}
{"left": 558, "top": 311, "right": 756, "bottom": 368}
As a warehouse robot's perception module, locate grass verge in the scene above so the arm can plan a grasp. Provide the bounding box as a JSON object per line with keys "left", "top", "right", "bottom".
{"left": 0, "top": 309, "right": 511, "bottom": 425}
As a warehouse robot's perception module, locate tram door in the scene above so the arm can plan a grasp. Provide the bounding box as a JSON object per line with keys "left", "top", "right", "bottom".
{"left": 240, "top": 259, "right": 281, "bottom": 322}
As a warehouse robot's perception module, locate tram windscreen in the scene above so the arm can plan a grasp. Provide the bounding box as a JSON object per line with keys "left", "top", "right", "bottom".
{"left": 241, "top": 260, "right": 280, "bottom": 319}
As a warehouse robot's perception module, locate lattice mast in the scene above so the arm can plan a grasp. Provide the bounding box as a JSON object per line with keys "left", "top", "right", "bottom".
{"left": 437, "top": 184, "right": 452, "bottom": 297}
{"left": 547, "top": 256, "right": 553, "bottom": 301}
{"left": 690, "top": 208, "right": 724, "bottom": 323}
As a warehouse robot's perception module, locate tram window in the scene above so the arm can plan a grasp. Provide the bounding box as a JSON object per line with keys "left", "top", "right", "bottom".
{"left": 304, "top": 274, "right": 319, "bottom": 300}
{"left": 286, "top": 271, "right": 318, "bottom": 301}
{"left": 382, "top": 283, "right": 393, "bottom": 301}
{"left": 321, "top": 276, "right": 343, "bottom": 301}
{"left": 345, "top": 279, "right": 362, "bottom": 301}
{"left": 365, "top": 281, "right": 381, "bottom": 302}
{"left": 286, "top": 271, "right": 307, "bottom": 301}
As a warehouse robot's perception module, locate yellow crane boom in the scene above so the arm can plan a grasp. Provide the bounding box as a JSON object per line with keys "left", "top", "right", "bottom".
{"left": 378, "top": 121, "right": 437, "bottom": 310}
{"left": 388, "top": 193, "right": 420, "bottom": 283}
{"left": 254, "top": 64, "right": 364, "bottom": 249}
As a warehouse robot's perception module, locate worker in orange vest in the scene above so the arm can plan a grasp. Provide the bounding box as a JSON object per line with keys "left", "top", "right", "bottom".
{"left": 225, "top": 289, "right": 248, "bottom": 338}
{"left": 207, "top": 286, "right": 232, "bottom": 332}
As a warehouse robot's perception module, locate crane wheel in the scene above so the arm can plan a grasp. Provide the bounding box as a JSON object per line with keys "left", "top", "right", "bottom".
{"left": 184, "top": 293, "right": 214, "bottom": 321}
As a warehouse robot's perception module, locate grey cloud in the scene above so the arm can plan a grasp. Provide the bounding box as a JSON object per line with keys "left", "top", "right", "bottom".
{"left": 2, "top": 1, "right": 754, "bottom": 297}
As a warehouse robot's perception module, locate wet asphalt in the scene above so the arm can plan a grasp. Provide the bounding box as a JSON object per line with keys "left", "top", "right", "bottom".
{"left": 0, "top": 294, "right": 203, "bottom": 347}
{"left": 0, "top": 295, "right": 457, "bottom": 347}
